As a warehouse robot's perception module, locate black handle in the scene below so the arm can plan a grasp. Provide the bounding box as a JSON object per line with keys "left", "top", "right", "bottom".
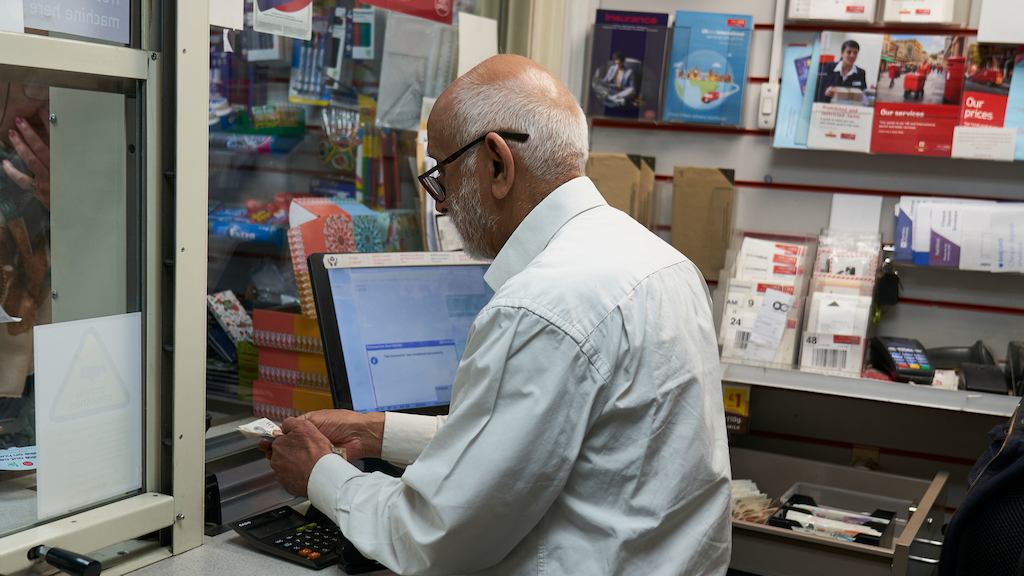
{"left": 28, "top": 545, "right": 102, "bottom": 576}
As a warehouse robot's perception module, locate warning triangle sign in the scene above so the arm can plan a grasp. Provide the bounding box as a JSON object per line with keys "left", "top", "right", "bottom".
{"left": 50, "top": 328, "right": 130, "bottom": 422}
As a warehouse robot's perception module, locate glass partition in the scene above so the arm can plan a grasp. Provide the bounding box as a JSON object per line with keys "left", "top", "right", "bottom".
{"left": 0, "top": 70, "right": 144, "bottom": 537}
{"left": 205, "top": 0, "right": 506, "bottom": 440}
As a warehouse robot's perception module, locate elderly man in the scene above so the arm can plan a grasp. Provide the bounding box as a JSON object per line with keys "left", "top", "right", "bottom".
{"left": 268, "top": 55, "right": 731, "bottom": 575}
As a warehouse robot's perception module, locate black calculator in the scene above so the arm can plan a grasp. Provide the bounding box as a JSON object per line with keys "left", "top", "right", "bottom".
{"left": 231, "top": 505, "right": 341, "bottom": 570}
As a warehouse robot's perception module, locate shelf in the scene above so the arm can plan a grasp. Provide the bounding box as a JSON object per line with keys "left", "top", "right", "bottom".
{"left": 590, "top": 117, "right": 771, "bottom": 137}
{"left": 722, "top": 363, "right": 1019, "bottom": 417}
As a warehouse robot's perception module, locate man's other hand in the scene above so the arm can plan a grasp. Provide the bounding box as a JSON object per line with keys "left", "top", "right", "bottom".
{"left": 300, "top": 409, "right": 385, "bottom": 462}
{"left": 269, "top": 418, "right": 334, "bottom": 497}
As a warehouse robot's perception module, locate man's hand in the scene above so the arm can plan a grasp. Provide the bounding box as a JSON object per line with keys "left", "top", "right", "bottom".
{"left": 825, "top": 86, "right": 837, "bottom": 98}
{"left": 269, "top": 418, "right": 334, "bottom": 497}
{"left": 300, "top": 409, "right": 385, "bottom": 462}
{"left": 3, "top": 110, "right": 51, "bottom": 209}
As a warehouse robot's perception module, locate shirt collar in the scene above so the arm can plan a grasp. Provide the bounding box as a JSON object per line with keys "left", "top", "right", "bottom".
{"left": 834, "top": 61, "right": 856, "bottom": 79}
{"left": 484, "top": 176, "right": 606, "bottom": 291}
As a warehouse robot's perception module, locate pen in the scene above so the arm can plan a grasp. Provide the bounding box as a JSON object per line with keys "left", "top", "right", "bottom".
{"left": 294, "top": 39, "right": 307, "bottom": 96}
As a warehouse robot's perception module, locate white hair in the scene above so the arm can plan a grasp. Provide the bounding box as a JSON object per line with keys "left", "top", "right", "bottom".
{"left": 444, "top": 66, "right": 590, "bottom": 183}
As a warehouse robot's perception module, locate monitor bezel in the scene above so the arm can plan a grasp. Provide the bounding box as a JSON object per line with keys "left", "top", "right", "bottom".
{"left": 308, "top": 252, "right": 489, "bottom": 416}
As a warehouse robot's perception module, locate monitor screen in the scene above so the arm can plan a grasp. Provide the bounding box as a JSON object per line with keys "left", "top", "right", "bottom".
{"left": 326, "top": 262, "right": 493, "bottom": 413}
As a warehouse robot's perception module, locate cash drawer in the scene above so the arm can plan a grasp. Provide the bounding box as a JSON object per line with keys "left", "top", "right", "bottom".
{"left": 730, "top": 448, "right": 948, "bottom": 576}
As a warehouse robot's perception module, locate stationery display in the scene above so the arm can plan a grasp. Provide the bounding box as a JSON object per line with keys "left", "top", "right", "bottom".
{"left": 289, "top": 25, "right": 333, "bottom": 107}
{"left": 798, "top": 231, "right": 880, "bottom": 377}
{"left": 774, "top": 30, "right": 1024, "bottom": 162}
{"left": 719, "top": 236, "right": 812, "bottom": 368}
{"left": 662, "top": 11, "right": 754, "bottom": 126}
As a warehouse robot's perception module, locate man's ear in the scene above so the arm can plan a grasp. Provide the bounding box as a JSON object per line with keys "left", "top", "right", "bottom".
{"left": 483, "top": 132, "right": 515, "bottom": 201}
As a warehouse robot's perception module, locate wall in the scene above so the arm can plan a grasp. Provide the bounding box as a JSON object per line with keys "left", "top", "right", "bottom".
{"left": 584, "top": 0, "right": 1024, "bottom": 353}
{"left": 579, "top": 0, "right": 1024, "bottom": 520}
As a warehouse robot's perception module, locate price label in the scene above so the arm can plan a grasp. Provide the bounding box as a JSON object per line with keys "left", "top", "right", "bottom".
{"left": 723, "top": 384, "right": 750, "bottom": 418}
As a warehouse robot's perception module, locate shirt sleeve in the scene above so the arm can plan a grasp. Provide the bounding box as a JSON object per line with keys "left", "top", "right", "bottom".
{"left": 380, "top": 412, "right": 447, "bottom": 466}
{"left": 305, "top": 305, "right": 604, "bottom": 576}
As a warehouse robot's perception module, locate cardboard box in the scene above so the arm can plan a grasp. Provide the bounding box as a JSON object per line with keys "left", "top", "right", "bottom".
{"left": 671, "top": 167, "right": 736, "bottom": 281}
{"left": 585, "top": 153, "right": 656, "bottom": 227}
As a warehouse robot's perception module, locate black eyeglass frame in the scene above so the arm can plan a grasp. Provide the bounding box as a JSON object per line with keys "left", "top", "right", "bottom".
{"left": 418, "top": 131, "right": 529, "bottom": 203}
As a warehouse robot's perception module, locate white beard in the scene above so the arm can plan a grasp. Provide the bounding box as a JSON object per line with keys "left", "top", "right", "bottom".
{"left": 448, "top": 161, "right": 499, "bottom": 260}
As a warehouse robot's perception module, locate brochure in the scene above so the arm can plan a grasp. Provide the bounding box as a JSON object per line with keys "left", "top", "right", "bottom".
{"left": 870, "top": 34, "right": 968, "bottom": 157}
{"left": 1004, "top": 50, "right": 1024, "bottom": 160}
{"left": 807, "top": 32, "right": 883, "bottom": 153}
{"left": 662, "top": 11, "right": 753, "bottom": 126}
{"left": 774, "top": 42, "right": 816, "bottom": 149}
{"left": 588, "top": 10, "right": 670, "bottom": 121}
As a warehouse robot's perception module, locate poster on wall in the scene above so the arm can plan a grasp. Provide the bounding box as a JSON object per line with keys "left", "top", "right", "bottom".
{"left": 23, "top": 0, "right": 130, "bottom": 44}
{"left": 807, "top": 32, "right": 883, "bottom": 152}
{"left": 253, "top": 0, "right": 313, "bottom": 41}
{"left": 661, "top": 11, "right": 753, "bottom": 126}
{"left": 869, "top": 34, "right": 967, "bottom": 157}
{"left": 587, "top": 9, "right": 670, "bottom": 121}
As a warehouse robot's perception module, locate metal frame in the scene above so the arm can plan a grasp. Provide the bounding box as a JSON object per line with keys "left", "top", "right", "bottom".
{"left": 171, "top": 0, "right": 210, "bottom": 554}
{"left": 0, "top": 0, "right": 208, "bottom": 570}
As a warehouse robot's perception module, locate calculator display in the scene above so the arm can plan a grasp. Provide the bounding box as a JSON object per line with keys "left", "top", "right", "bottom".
{"left": 246, "top": 515, "right": 305, "bottom": 540}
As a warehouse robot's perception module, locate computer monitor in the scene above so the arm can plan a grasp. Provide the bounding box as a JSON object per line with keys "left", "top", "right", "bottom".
{"left": 308, "top": 252, "right": 493, "bottom": 416}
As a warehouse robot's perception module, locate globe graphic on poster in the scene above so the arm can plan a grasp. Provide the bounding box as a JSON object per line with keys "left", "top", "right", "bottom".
{"left": 673, "top": 50, "right": 741, "bottom": 111}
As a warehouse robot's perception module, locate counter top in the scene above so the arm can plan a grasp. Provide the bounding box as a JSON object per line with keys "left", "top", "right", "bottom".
{"left": 127, "top": 526, "right": 392, "bottom": 576}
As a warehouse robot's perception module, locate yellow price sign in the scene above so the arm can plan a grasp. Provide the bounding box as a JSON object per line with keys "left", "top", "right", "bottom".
{"left": 723, "top": 384, "right": 750, "bottom": 418}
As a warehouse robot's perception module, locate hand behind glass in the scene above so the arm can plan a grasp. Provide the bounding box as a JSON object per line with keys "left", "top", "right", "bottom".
{"left": 3, "top": 107, "right": 50, "bottom": 209}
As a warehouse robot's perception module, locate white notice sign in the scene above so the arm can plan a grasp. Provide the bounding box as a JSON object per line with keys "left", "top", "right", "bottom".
{"left": 34, "top": 313, "right": 142, "bottom": 520}
{"left": 23, "top": 0, "right": 130, "bottom": 44}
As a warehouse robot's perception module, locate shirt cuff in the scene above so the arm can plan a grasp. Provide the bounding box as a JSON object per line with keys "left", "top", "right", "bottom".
{"left": 381, "top": 412, "right": 441, "bottom": 466}
{"left": 307, "top": 453, "right": 361, "bottom": 517}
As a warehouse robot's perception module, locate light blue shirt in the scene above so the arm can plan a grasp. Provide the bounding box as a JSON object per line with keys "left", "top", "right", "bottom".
{"left": 308, "top": 176, "right": 732, "bottom": 575}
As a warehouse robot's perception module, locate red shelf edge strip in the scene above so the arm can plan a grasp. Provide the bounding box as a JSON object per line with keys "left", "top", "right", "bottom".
{"left": 650, "top": 175, "right": 1010, "bottom": 203}
{"left": 591, "top": 117, "right": 771, "bottom": 137}
{"left": 897, "top": 297, "right": 1024, "bottom": 316}
{"left": 747, "top": 429, "right": 979, "bottom": 468}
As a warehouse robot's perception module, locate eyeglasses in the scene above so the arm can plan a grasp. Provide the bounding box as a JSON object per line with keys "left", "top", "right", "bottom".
{"left": 418, "top": 131, "right": 529, "bottom": 203}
